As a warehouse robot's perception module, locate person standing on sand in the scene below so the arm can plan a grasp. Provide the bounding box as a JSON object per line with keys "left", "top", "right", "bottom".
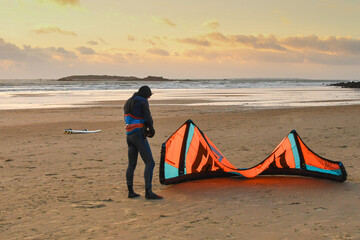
{"left": 124, "top": 86, "right": 163, "bottom": 200}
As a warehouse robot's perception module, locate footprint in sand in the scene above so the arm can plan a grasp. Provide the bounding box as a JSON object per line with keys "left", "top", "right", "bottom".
{"left": 71, "top": 199, "right": 113, "bottom": 209}
{"left": 314, "top": 207, "right": 328, "bottom": 211}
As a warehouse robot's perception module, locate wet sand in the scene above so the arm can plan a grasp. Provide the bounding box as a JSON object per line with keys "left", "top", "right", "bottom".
{"left": 1, "top": 87, "right": 360, "bottom": 110}
{"left": 0, "top": 101, "right": 359, "bottom": 239}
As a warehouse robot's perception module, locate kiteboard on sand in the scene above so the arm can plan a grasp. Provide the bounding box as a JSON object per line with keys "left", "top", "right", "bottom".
{"left": 64, "top": 128, "right": 101, "bottom": 134}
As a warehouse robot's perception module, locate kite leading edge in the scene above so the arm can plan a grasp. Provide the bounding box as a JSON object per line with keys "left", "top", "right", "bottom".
{"left": 160, "top": 119, "right": 347, "bottom": 185}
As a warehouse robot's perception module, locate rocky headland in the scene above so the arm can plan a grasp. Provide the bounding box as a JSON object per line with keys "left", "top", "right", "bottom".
{"left": 329, "top": 81, "right": 360, "bottom": 88}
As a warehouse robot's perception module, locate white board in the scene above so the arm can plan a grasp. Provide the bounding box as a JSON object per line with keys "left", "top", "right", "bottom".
{"left": 64, "top": 129, "right": 101, "bottom": 134}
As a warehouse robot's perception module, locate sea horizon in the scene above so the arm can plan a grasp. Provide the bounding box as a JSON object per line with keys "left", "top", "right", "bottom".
{"left": 0, "top": 77, "right": 355, "bottom": 93}
{"left": 0, "top": 77, "right": 356, "bottom": 81}
{"left": 1, "top": 77, "right": 359, "bottom": 110}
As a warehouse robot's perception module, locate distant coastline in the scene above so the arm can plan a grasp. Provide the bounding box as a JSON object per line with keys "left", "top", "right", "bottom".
{"left": 57, "top": 75, "right": 171, "bottom": 81}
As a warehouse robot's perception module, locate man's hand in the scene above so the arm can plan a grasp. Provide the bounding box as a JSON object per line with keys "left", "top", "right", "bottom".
{"left": 146, "top": 127, "right": 155, "bottom": 138}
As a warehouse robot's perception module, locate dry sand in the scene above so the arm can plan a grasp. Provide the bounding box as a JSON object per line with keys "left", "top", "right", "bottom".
{"left": 0, "top": 101, "right": 359, "bottom": 239}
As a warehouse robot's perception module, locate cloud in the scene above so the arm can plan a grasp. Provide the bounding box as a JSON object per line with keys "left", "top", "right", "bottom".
{"left": 128, "top": 35, "right": 136, "bottom": 42}
{"left": 233, "top": 34, "right": 287, "bottom": 51}
{"left": 304, "top": 50, "right": 360, "bottom": 65}
{"left": 143, "top": 39, "right": 156, "bottom": 46}
{"left": 47, "top": 0, "right": 80, "bottom": 6}
{"left": 205, "top": 33, "right": 287, "bottom": 51}
{"left": 203, "top": 32, "right": 360, "bottom": 55}
{"left": 183, "top": 48, "right": 225, "bottom": 60}
{"left": 0, "top": 59, "right": 19, "bottom": 71}
{"left": 0, "top": 38, "right": 77, "bottom": 63}
{"left": 86, "top": 39, "right": 109, "bottom": 46}
{"left": 76, "top": 46, "right": 95, "bottom": 55}
{"left": 162, "top": 18, "right": 176, "bottom": 27}
{"left": 173, "top": 33, "right": 360, "bottom": 66}
{"left": 177, "top": 33, "right": 286, "bottom": 50}
{"left": 272, "top": 9, "right": 291, "bottom": 26}
{"left": 176, "top": 37, "right": 211, "bottom": 47}
{"left": 0, "top": 38, "right": 27, "bottom": 61}
{"left": 152, "top": 17, "right": 176, "bottom": 27}
{"left": 281, "top": 35, "right": 360, "bottom": 55}
{"left": 205, "top": 32, "right": 229, "bottom": 42}
{"left": 29, "top": 46, "right": 78, "bottom": 62}
{"left": 1, "top": 32, "right": 360, "bottom": 79}
{"left": 281, "top": 17, "right": 290, "bottom": 25}
{"left": 31, "top": 26, "right": 78, "bottom": 36}
{"left": 202, "top": 20, "right": 220, "bottom": 29}
{"left": 147, "top": 48, "right": 170, "bottom": 56}
{"left": 98, "top": 38, "right": 108, "bottom": 45}
{"left": 142, "top": 36, "right": 168, "bottom": 48}
{"left": 180, "top": 47, "right": 305, "bottom": 64}
{"left": 87, "top": 41, "right": 98, "bottom": 46}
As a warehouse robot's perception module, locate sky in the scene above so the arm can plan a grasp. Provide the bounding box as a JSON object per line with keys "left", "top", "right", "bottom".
{"left": 0, "top": 0, "right": 360, "bottom": 79}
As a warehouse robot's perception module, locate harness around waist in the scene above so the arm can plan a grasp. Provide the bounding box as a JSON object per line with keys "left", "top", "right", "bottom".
{"left": 125, "top": 123, "right": 144, "bottom": 133}
{"left": 124, "top": 114, "right": 145, "bottom": 133}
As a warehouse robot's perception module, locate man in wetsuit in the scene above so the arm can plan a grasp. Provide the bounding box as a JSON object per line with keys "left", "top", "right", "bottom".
{"left": 124, "top": 86, "right": 163, "bottom": 200}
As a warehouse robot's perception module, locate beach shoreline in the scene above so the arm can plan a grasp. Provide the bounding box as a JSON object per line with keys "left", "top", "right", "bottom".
{"left": 1, "top": 86, "right": 360, "bottom": 110}
{"left": 0, "top": 102, "right": 359, "bottom": 239}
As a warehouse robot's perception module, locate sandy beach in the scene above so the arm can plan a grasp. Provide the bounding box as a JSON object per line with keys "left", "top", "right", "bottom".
{"left": 2, "top": 0, "right": 360, "bottom": 238}
{"left": 1, "top": 99, "right": 360, "bottom": 239}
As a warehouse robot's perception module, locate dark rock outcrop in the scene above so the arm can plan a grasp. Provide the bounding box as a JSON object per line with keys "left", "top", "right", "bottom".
{"left": 329, "top": 81, "right": 360, "bottom": 88}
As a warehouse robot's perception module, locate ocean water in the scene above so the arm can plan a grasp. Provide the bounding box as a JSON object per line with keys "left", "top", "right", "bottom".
{"left": 0, "top": 79, "right": 359, "bottom": 110}
{"left": 0, "top": 78, "right": 343, "bottom": 92}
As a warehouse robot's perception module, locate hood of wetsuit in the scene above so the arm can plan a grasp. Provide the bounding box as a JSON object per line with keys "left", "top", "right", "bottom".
{"left": 137, "top": 86, "right": 152, "bottom": 99}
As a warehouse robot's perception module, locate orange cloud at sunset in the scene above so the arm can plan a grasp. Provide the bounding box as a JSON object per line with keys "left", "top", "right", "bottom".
{"left": 31, "top": 26, "right": 78, "bottom": 36}
{"left": 50, "top": 0, "right": 79, "bottom": 6}
{"left": 147, "top": 48, "right": 170, "bottom": 56}
{"left": 0, "top": 0, "right": 359, "bottom": 79}
{"left": 1, "top": 31, "right": 360, "bottom": 79}
{"left": 202, "top": 20, "right": 220, "bottom": 30}
{"left": 152, "top": 17, "right": 176, "bottom": 27}
{"left": 176, "top": 37, "right": 211, "bottom": 47}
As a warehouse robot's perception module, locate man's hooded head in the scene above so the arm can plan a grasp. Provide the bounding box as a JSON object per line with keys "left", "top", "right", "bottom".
{"left": 137, "top": 86, "right": 152, "bottom": 99}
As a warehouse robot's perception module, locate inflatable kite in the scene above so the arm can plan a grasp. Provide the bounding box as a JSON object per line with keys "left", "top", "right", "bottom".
{"left": 160, "top": 119, "right": 347, "bottom": 184}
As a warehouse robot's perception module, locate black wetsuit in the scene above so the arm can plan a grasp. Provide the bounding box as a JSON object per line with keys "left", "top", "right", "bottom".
{"left": 124, "top": 91, "right": 155, "bottom": 191}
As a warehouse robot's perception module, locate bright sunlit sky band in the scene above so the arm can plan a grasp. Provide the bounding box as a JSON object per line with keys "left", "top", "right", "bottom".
{"left": 1, "top": 0, "right": 359, "bottom": 79}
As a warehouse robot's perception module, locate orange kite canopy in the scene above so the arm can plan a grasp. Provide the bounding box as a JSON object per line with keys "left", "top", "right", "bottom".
{"left": 160, "top": 119, "right": 347, "bottom": 185}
